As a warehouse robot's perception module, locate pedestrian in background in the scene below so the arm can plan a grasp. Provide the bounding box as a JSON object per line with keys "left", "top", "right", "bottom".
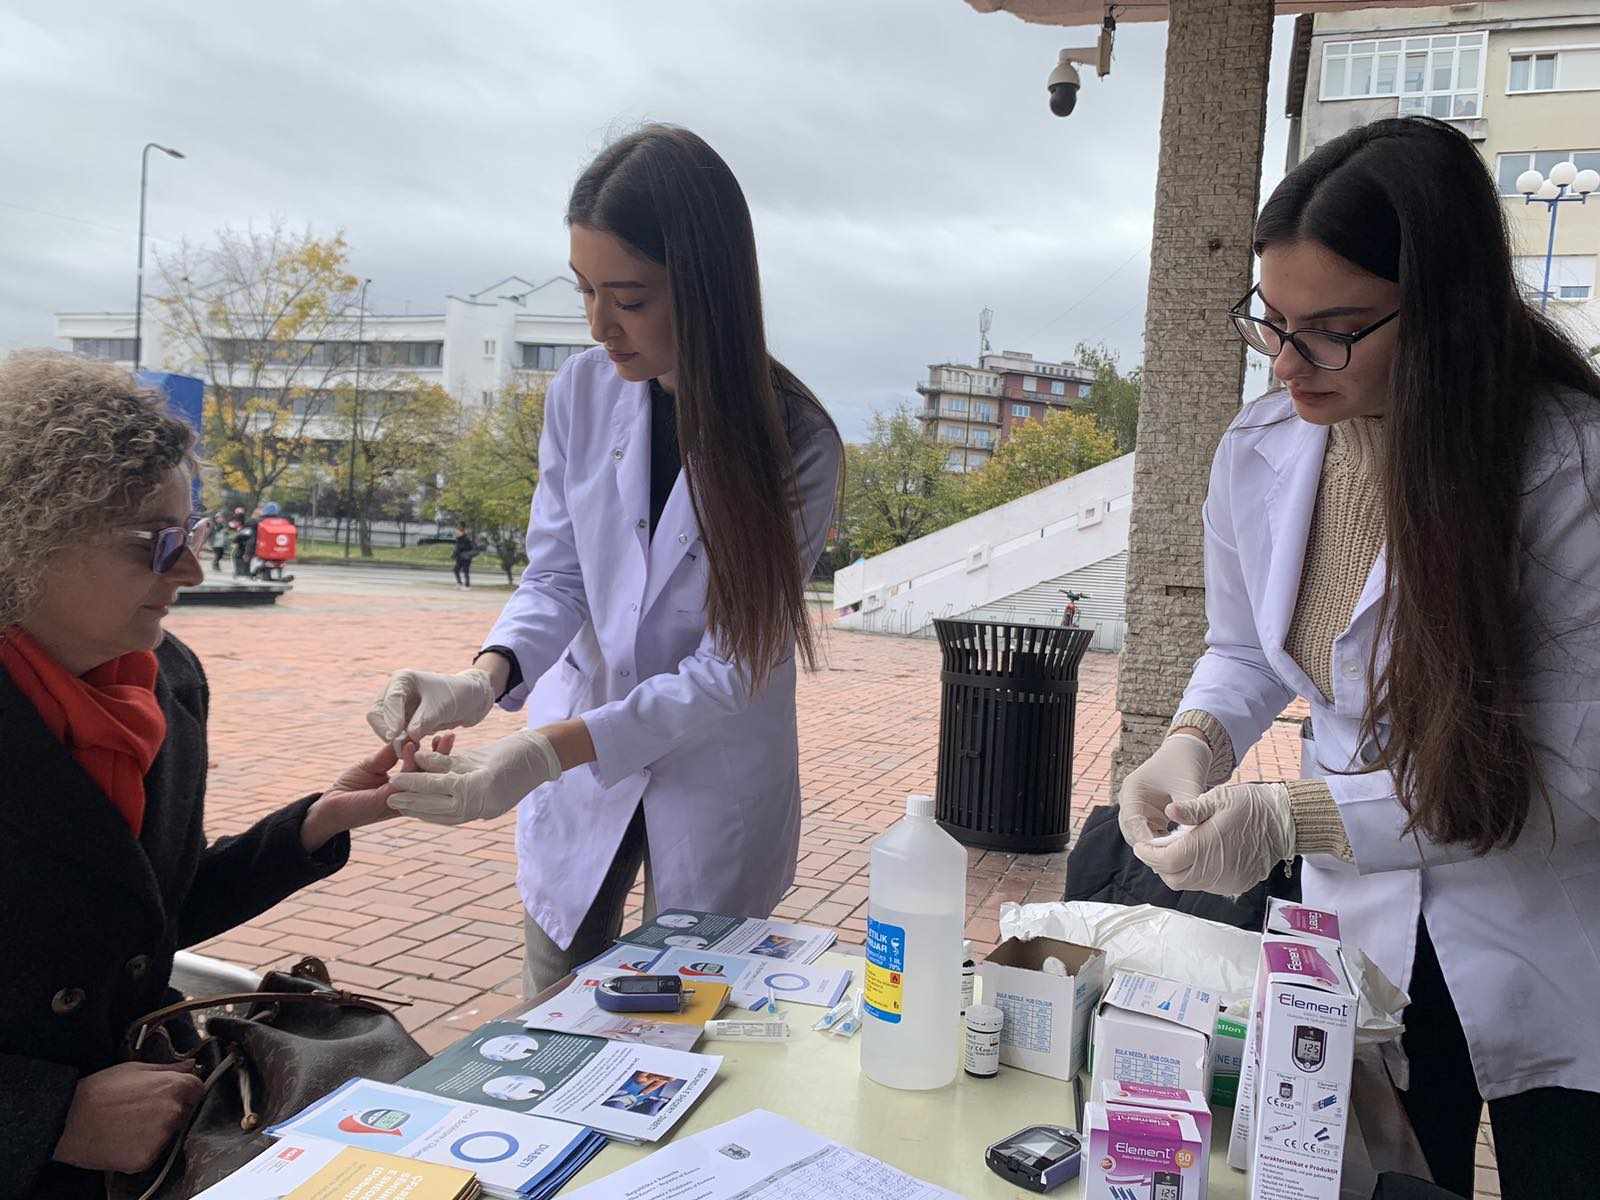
{"left": 452, "top": 523, "right": 475, "bottom": 589}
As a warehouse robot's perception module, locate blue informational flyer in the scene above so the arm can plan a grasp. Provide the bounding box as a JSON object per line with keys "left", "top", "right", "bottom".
{"left": 265, "top": 1077, "right": 607, "bottom": 1199}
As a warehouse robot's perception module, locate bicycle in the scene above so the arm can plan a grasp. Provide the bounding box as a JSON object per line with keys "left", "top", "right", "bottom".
{"left": 1059, "top": 590, "right": 1090, "bottom": 627}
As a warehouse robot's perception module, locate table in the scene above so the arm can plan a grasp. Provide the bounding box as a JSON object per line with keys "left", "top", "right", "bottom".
{"left": 540, "top": 951, "right": 1252, "bottom": 1198}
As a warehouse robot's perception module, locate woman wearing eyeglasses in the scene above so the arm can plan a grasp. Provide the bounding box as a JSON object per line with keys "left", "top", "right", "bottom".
{"left": 1118, "top": 118, "right": 1600, "bottom": 1197}
{"left": 0, "top": 352, "right": 448, "bottom": 1198}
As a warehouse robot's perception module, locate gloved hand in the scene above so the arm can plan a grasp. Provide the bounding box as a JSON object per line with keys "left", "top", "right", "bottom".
{"left": 367, "top": 667, "right": 496, "bottom": 745}
{"left": 387, "top": 729, "right": 563, "bottom": 825}
{"left": 1117, "top": 731, "right": 1213, "bottom": 847}
{"left": 1131, "top": 781, "right": 1295, "bottom": 896}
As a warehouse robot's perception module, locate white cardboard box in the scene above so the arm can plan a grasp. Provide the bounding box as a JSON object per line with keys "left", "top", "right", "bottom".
{"left": 1229, "top": 900, "right": 1344, "bottom": 1171}
{"left": 1089, "top": 970, "right": 1219, "bottom": 1099}
{"left": 975, "top": 937, "right": 1106, "bottom": 1081}
{"left": 1248, "top": 937, "right": 1356, "bottom": 1200}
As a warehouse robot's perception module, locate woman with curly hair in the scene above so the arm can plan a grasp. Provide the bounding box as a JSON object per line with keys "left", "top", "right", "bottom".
{"left": 0, "top": 352, "right": 446, "bottom": 1198}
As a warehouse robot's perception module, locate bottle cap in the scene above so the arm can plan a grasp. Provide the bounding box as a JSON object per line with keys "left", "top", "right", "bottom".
{"left": 966, "top": 1003, "right": 1004, "bottom": 1033}
{"left": 906, "top": 793, "right": 935, "bottom": 819}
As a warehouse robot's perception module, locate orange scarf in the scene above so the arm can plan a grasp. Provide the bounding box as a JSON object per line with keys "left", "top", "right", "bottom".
{"left": 0, "top": 628, "right": 167, "bottom": 837}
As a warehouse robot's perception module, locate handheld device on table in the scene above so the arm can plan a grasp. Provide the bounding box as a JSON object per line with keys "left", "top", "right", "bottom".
{"left": 985, "top": 1124, "right": 1082, "bottom": 1193}
{"left": 595, "top": 974, "right": 694, "bottom": 1013}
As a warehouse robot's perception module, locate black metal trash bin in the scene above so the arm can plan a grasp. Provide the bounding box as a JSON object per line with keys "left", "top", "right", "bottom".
{"left": 933, "top": 618, "right": 1093, "bottom": 853}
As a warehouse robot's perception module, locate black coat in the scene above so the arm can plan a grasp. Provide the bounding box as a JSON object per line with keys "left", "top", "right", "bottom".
{"left": 0, "top": 634, "right": 349, "bottom": 1198}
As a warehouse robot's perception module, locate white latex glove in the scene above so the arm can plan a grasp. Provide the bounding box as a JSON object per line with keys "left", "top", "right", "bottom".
{"left": 1116, "top": 731, "right": 1212, "bottom": 847}
{"left": 386, "top": 729, "right": 562, "bottom": 825}
{"left": 1131, "top": 782, "right": 1295, "bottom": 896}
{"left": 367, "top": 667, "right": 496, "bottom": 744}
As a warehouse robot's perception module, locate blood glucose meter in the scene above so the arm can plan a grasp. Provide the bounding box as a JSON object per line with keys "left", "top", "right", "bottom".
{"left": 985, "top": 1124, "right": 1082, "bottom": 1193}
{"left": 594, "top": 974, "right": 692, "bottom": 1013}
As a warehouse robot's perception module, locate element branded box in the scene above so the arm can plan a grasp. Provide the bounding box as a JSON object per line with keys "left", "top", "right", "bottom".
{"left": 1228, "top": 900, "right": 1343, "bottom": 1171}
{"left": 975, "top": 937, "right": 1106, "bottom": 1081}
{"left": 1245, "top": 938, "right": 1356, "bottom": 1200}
{"left": 1082, "top": 1102, "right": 1205, "bottom": 1200}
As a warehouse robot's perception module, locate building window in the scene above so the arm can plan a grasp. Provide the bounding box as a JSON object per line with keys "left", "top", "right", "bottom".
{"left": 1321, "top": 32, "right": 1485, "bottom": 120}
{"left": 368, "top": 341, "right": 444, "bottom": 368}
{"left": 483, "top": 338, "right": 497, "bottom": 357}
{"left": 1514, "top": 254, "right": 1595, "bottom": 302}
{"left": 481, "top": 389, "right": 495, "bottom": 405}
{"left": 71, "top": 337, "right": 138, "bottom": 361}
{"left": 974, "top": 401, "right": 996, "bottom": 422}
{"left": 1012, "top": 403, "right": 1031, "bottom": 419}
{"left": 1509, "top": 47, "right": 1600, "bottom": 94}
{"left": 944, "top": 395, "right": 969, "bottom": 415}
{"left": 1079, "top": 383, "right": 1092, "bottom": 399}
{"left": 517, "top": 343, "right": 587, "bottom": 371}
{"left": 1050, "top": 380, "right": 1066, "bottom": 396}
{"left": 1022, "top": 376, "right": 1038, "bottom": 393}
{"left": 1496, "top": 150, "right": 1600, "bottom": 196}
{"left": 938, "top": 424, "right": 966, "bottom": 444}
{"left": 945, "top": 450, "right": 967, "bottom": 471}
{"left": 970, "top": 429, "right": 995, "bottom": 449}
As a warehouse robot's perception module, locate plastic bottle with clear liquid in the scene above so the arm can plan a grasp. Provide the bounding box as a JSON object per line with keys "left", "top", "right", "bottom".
{"left": 861, "top": 793, "right": 968, "bottom": 1090}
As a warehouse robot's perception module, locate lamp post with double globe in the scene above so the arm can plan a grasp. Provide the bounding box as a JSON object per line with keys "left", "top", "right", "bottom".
{"left": 1515, "top": 160, "right": 1600, "bottom": 313}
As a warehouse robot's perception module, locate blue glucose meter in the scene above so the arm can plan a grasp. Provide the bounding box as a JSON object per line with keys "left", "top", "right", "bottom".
{"left": 595, "top": 974, "right": 691, "bottom": 1013}
{"left": 985, "top": 1125, "right": 1082, "bottom": 1193}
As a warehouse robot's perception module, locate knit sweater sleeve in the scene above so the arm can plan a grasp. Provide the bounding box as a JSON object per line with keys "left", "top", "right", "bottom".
{"left": 1285, "top": 778, "right": 1353, "bottom": 862}
{"left": 1170, "top": 709, "right": 1236, "bottom": 788}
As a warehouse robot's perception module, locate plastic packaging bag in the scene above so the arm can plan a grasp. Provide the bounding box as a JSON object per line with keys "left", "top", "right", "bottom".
{"left": 997, "top": 901, "right": 1406, "bottom": 1045}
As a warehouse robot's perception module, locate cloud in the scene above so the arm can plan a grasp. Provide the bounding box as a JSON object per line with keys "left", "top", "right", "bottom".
{"left": 0, "top": 0, "right": 1299, "bottom": 438}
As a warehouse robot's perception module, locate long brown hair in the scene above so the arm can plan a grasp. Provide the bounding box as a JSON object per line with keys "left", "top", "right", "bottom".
{"left": 567, "top": 125, "right": 839, "bottom": 690}
{"left": 1255, "top": 117, "right": 1600, "bottom": 853}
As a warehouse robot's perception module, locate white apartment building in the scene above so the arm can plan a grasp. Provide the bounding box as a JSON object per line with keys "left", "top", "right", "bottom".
{"left": 55, "top": 273, "right": 595, "bottom": 436}
{"left": 1286, "top": 2, "right": 1600, "bottom": 349}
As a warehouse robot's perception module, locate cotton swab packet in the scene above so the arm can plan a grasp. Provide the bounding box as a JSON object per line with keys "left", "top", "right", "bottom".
{"left": 1148, "top": 824, "right": 1195, "bottom": 847}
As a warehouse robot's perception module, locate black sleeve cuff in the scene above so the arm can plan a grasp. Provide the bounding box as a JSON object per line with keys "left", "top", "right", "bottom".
{"left": 477, "top": 645, "right": 524, "bottom": 698}
{"left": 0, "top": 1053, "right": 79, "bottom": 1195}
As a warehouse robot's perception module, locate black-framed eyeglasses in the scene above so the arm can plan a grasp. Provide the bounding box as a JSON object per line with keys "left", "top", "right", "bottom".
{"left": 1228, "top": 286, "right": 1399, "bottom": 371}
{"left": 125, "top": 515, "right": 213, "bottom": 575}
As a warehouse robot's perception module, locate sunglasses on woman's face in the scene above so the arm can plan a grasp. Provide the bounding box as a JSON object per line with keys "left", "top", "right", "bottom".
{"left": 126, "top": 515, "right": 213, "bottom": 575}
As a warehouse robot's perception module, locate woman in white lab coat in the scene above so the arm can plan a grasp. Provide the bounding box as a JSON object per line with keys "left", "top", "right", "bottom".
{"left": 1119, "top": 117, "right": 1600, "bottom": 1198}
{"left": 367, "top": 126, "right": 841, "bottom": 992}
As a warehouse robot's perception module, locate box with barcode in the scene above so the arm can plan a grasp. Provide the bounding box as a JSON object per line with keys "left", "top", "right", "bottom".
{"left": 975, "top": 937, "right": 1105, "bottom": 1081}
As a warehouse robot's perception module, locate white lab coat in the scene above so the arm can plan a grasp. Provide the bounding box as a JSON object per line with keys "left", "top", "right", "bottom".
{"left": 483, "top": 348, "right": 841, "bottom": 951}
{"left": 1179, "top": 389, "right": 1600, "bottom": 1100}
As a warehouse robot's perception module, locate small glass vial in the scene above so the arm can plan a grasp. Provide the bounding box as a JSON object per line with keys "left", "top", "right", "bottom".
{"left": 960, "top": 941, "right": 976, "bottom": 1015}
{"left": 964, "top": 1003, "right": 1003, "bottom": 1078}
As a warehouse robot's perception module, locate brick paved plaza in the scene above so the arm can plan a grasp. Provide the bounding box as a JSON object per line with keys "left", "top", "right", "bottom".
{"left": 167, "top": 565, "right": 1304, "bottom": 1052}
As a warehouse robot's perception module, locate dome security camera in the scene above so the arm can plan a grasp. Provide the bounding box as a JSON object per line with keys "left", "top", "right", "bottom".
{"left": 1047, "top": 59, "right": 1080, "bottom": 117}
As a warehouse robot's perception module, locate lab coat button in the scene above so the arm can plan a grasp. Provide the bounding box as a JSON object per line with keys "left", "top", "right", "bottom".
{"left": 126, "top": 954, "right": 151, "bottom": 980}
{"left": 1341, "top": 660, "right": 1362, "bottom": 679}
{"left": 620, "top": 668, "right": 632, "bottom": 678}
{"left": 636, "top": 518, "right": 646, "bottom": 530}
{"left": 52, "top": 987, "right": 85, "bottom": 1016}
{"left": 630, "top": 603, "right": 638, "bottom": 613}
{"left": 678, "top": 533, "right": 689, "bottom": 545}
{"left": 612, "top": 448, "right": 624, "bottom": 461}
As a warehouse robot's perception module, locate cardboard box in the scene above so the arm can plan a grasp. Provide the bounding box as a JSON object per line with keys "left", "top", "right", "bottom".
{"left": 1229, "top": 899, "right": 1344, "bottom": 1171}
{"left": 1089, "top": 971, "right": 1219, "bottom": 1099}
{"left": 975, "top": 937, "right": 1105, "bottom": 1081}
{"left": 1102, "top": 1080, "right": 1213, "bottom": 1198}
{"left": 1209, "top": 1006, "right": 1249, "bottom": 1108}
{"left": 1082, "top": 1101, "right": 1206, "bottom": 1200}
{"left": 1247, "top": 938, "right": 1355, "bottom": 1200}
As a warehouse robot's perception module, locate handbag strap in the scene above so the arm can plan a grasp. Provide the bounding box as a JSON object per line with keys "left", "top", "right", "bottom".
{"left": 128, "top": 988, "right": 409, "bottom": 1050}
{"left": 125, "top": 1048, "right": 243, "bottom": 1200}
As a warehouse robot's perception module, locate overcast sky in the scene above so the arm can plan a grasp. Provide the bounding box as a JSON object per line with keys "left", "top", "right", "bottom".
{"left": 1, "top": 0, "right": 1296, "bottom": 439}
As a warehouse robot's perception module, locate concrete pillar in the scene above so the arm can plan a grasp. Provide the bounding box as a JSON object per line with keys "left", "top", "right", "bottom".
{"left": 1113, "top": 0, "right": 1276, "bottom": 788}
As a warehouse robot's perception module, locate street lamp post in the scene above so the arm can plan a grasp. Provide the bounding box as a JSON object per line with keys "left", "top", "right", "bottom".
{"left": 343, "top": 279, "right": 372, "bottom": 559}
{"left": 1516, "top": 161, "right": 1600, "bottom": 313}
{"left": 134, "top": 142, "right": 185, "bottom": 371}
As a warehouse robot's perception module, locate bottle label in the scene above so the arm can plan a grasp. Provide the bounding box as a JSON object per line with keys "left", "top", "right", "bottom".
{"left": 864, "top": 917, "right": 906, "bottom": 1024}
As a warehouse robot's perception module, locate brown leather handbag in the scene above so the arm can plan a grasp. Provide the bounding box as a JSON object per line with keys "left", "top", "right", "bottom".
{"left": 108, "top": 957, "right": 429, "bottom": 1200}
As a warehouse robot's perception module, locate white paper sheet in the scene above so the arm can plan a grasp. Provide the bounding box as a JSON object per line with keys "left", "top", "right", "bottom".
{"left": 520, "top": 968, "right": 706, "bottom": 1052}
{"left": 563, "top": 1109, "right": 960, "bottom": 1200}
{"left": 616, "top": 910, "right": 835, "bottom": 964}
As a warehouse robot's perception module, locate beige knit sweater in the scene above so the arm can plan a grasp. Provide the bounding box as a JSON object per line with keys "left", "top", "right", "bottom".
{"left": 1173, "top": 417, "right": 1387, "bottom": 862}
